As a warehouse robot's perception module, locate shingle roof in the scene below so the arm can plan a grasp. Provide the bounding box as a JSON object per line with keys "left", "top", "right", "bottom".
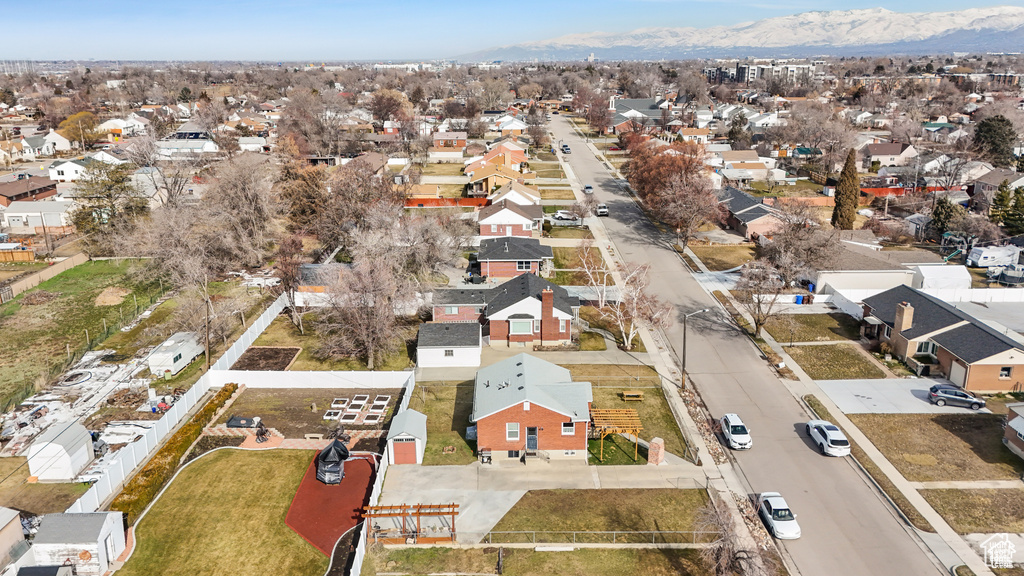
{"left": 417, "top": 322, "right": 481, "bottom": 348}
{"left": 387, "top": 409, "right": 427, "bottom": 441}
{"left": 866, "top": 142, "right": 911, "bottom": 156}
{"left": 718, "top": 187, "right": 777, "bottom": 224}
{"left": 471, "top": 353, "right": 592, "bottom": 422}
{"left": 485, "top": 273, "right": 578, "bottom": 317}
{"left": 0, "top": 177, "right": 54, "bottom": 199}
{"left": 433, "top": 288, "right": 492, "bottom": 306}
{"left": 930, "top": 323, "right": 1019, "bottom": 363}
{"left": 477, "top": 237, "right": 552, "bottom": 262}
{"left": 478, "top": 200, "right": 543, "bottom": 223}
{"left": 34, "top": 513, "right": 114, "bottom": 544}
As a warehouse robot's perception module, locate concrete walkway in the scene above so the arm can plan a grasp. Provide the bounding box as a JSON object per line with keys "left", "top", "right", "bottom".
{"left": 910, "top": 480, "right": 1023, "bottom": 489}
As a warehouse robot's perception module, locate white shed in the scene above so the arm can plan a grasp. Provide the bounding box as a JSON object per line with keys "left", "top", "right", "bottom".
{"left": 911, "top": 265, "right": 972, "bottom": 290}
{"left": 387, "top": 410, "right": 427, "bottom": 465}
{"left": 416, "top": 323, "right": 481, "bottom": 368}
{"left": 27, "top": 423, "right": 92, "bottom": 482}
{"left": 148, "top": 332, "right": 204, "bottom": 376}
{"left": 32, "top": 512, "right": 125, "bottom": 576}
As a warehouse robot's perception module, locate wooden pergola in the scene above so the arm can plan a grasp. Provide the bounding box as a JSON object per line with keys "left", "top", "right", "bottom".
{"left": 362, "top": 503, "right": 459, "bottom": 544}
{"left": 590, "top": 409, "right": 643, "bottom": 462}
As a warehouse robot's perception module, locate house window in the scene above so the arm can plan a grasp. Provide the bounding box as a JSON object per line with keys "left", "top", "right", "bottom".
{"left": 1001, "top": 366, "right": 1013, "bottom": 379}
{"left": 562, "top": 422, "right": 574, "bottom": 436}
{"left": 533, "top": 320, "right": 541, "bottom": 333}
{"left": 444, "top": 349, "right": 454, "bottom": 357}
{"left": 564, "top": 450, "right": 576, "bottom": 456}
{"left": 506, "top": 423, "right": 520, "bottom": 441}
{"left": 523, "top": 222, "right": 532, "bottom": 230}
{"left": 916, "top": 341, "right": 936, "bottom": 356}
{"left": 508, "top": 450, "right": 520, "bottom": 458}
{"left": 1018, "top": 430, "right": 1024, "bottom": 442}
{"left": 445, "top": 306, "right": 459, "bottom": 315}
{"left": 490, "top": 224, "right": 498, "bottom": 232}
{"left": 883, "top": 326, "right": 892, "bottom": 339}
{"left": 517, "top": 261, "right": 531, "bottom": 271}
{"left": 173, "top": 353, "right": 182, "bottom": 363}
{"left": 509, "top": 320, "right": 533, "bottom": 335}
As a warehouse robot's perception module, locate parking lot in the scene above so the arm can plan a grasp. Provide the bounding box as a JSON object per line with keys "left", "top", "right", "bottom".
{"left": 817, "top": 378, "right": 992, "bottom": 414}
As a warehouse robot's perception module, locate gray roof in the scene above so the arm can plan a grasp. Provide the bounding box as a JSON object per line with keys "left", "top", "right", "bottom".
{"left": 31, "top": 422, "right": 90, "bottom": 453}
{"left": 485, "top": 274, "right": 579, "bottom": 317}
{"left": 387, "top": 409, "right": 427, "bottom": 441}
{"left": 4, "top": 200, "right": 74, "bottom": 214}
{"left": 863, "top": 285, "right": 1024, "bottom": 360}
{"left": 718, "top": 187, "right": 776, "bottom": 224}
{"left": 433, "top": 287, "right": 492, "bottom": 306}
{"left": 471, "top": 353, "right": 592, "bottom": 422}
{"left": 477, "top": 237, "right": 552, "bottom": 262}
{"left": 418, "top": 322, "right": 480, "bottom": 348}
{"left": 23, "top": 136, "right": 45, "bottom": 148}
{"left": 34, "top": 513, "right": 115, "bottom": 544}
{"left": 478, "top": 200, "right": 543, "bottom": 222}
{"left": 17, "top": 567, "right": 69, "bottom": 576}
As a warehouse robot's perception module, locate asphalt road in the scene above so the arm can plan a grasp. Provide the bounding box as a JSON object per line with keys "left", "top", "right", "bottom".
{"left": 549, "top": 118, "right": 942, "bottom": 576}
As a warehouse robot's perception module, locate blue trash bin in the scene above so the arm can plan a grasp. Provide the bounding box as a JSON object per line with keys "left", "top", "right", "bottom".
{"left": 794, "top": 295, "right": 804, "bottom": 305}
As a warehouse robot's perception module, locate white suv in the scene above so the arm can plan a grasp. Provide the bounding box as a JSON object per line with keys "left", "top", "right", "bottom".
{"left": 720, "top": 413, "right": 752, "bottom": 450}
{"left": 805, "top": 420, "right": 851, "bottom": 457}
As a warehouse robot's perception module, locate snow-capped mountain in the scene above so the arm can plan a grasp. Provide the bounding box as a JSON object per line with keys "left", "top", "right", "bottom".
{"left": 462, "top": 6, "right": 1024, "bottom": 61}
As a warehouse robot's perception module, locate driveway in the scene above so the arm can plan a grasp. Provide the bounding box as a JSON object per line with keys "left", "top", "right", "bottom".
{"left": 817, "top": 378, "right": 992, "bottom": 414}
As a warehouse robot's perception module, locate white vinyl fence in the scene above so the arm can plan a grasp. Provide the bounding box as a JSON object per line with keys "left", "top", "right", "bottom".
{"left": 206, "top": 370, "right": 414, "bottom": 390}
{"left": 211, "top": 294, "right": 288, "bottom": 371}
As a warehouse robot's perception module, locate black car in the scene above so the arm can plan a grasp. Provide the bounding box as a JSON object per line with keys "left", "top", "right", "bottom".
{"left": 928, "top": 384, "right": 985, "bottom": 410}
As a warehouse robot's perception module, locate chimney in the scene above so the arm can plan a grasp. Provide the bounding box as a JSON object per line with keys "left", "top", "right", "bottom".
{"left": 541, "top": 288, "right": 554, "bottom": 345}
{"left": 894, "top": 302, "right": 914, "bottom": 334}
{"left": 503, "top": 241, "right": 509, "bottom": 253}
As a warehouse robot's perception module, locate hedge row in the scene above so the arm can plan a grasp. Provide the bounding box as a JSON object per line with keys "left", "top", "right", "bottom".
{"left": 111, "top": 383, "right": 238, "bottom": 525}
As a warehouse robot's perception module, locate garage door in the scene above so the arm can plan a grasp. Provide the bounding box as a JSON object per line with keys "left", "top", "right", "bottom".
{"left": 392, "top": 438, "right": 417, "bottom": 464}
{"left": 949, "top": 362, "right": 967, "bottom": 387}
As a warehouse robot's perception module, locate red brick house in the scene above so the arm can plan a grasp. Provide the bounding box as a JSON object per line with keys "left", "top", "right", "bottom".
{"left": 471, "top": 353, "right": 592, "bottom": 461}
{"left": 478, "top": 200, "right": 543, "bottom": 238}
{"left": 0, "top": 177, "right": 57, "bottom": 208}
{"left": 718, "top": 187, "right": 782, "bottom": 240}
{"left": 477, "top": 237, "right": 552, "bottom": 280}
{"left": 1003, "top": 403, "right": 1024, "bottom": 461}
{"left": 433, "top": 131, "right": 467, "bottom": 149}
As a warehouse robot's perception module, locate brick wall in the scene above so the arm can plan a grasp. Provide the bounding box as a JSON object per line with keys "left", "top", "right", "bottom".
{"left": 431, "top": 306, "right": 483, "bottom": 323}
{"left": 479, "top": 223, "right": 531, "bottom": 238}
{"left": 481, "top": 260, "right": 538, "bottom": 278}
{"left": 965, "top": 363, "right": 1024, "bottom": 393}
{"left": 1004, "top": 425, "right": 1024, "bottom": 458}
{"left": 476, "top": 403, "right": 588, "bottom": 457}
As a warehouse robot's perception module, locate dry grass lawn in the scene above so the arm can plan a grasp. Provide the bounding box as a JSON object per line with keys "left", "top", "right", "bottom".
{"left": 848, "top": 413, "right": 1024, "bottom": 482}
{"left": 547, "top": 227, "right": 594, "bottom": 239}
{"left": 687, "top": 246, "right": 755, "bottom": 271}
{"left": 406, "top": 382, "right": 477, "bottom": 465}
{"left": 0, "top": 456, "right": 89, "bottom": 515}
{"left": 540, "top": 187, "right": 577, "bottom": 200}
{"left": 252, "top": 315, "right": 412, "bottom": 371}
{"left": 552, "top": 246, "right": 606, "bottom": 286}
{"left": 784, "top": 344, "right": 885, "bottom": 380}
{"left": 420, "top": 163, "right": 464, "bottom": 177}
{"left": 119, "top": 450, "right": 327, "bottom": 576}
{"left": 590, "top": 386, "right": 687, "bottom": 459}
{"left": 577, "top": 307, "right": 647, "bottom": 353}
{"left": 920, "top": 488, "right": 1024, "bottom": 534}
{"left": 764, "top": 313, "right": 861, "bottom": 343}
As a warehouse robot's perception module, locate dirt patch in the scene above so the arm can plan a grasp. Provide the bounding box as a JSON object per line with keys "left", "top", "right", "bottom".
{"left": 21, "top": 290, "right": 60, "bottom": 305}
{"left": 231, "top": 347, "right": 301, "bottom": 371}
{"left": 94, "top": 286, "right": 131, "bottom": 306}
{"left": 84, "top": 387, "right": 163, "bottom": 429}
{"left": 215, "top": 387, "right": 403, "bottom": 438}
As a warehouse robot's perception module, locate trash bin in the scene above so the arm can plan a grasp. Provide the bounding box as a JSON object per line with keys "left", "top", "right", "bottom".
{"left": 807, "top": 283, "right": 815, "bottom": 292}
{"left": 794, "top": 295, "right": 804, "bottom": 305}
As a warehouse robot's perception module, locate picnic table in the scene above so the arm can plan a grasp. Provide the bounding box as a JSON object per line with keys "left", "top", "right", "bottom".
{"left": 622, "top": 390, "right": 644, "bottom": 402}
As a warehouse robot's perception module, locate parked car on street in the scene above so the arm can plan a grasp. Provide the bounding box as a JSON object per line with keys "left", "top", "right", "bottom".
{"left": 928, "top": 384, "right": 985, "bottom": 410}
{"left": 720, "top": 413, "right": 752, "bottom": 450}
{"left": 561, "top": 144, "right": 571, "bottom": 154}
{"left": 757, "top": 492, "right": 801, "bottom": 539}
{"left": 583, "top": 184, "right": 594, "bottom": 194}
{"left": 552, "top": 210, "right": 575, "bottom": 221}
{"left": 805, "top": 420, "right": 851, "bottom": 457}
{"left": 595, "top": 204, "right": 609, "bottom": 216}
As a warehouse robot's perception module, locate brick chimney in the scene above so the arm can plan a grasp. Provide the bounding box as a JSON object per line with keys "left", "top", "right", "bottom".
{"left": 540, "top": 288, "right": 556, "bottom": 345}
{"left": 894, "top": 302, "right": 914, "bottom": 334}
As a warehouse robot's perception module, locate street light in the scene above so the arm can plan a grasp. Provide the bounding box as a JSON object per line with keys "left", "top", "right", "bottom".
{"left": 682, "top": 308, "right": 710, "bottom": 377}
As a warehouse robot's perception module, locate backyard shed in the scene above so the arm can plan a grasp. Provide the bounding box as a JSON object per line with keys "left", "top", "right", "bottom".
{"left": 316, "top": 439, "right": 349, "bottom": 485}
{"left": 911, "top": 265, "right": 971, "bottom": 290}
{"left": 147, "top": 332, "right": 204, "bottom": 376}
{"left": 31, "top": 512, "right": 125, "bottom": 576}
{"left": 416, "top": 323, "right": 482, "bottom": 368}
{"left": 387, "top": 409, "right": 427, "bottom": 465}
{"left": 27, "top": 422, "right": 92, "bottom": 481}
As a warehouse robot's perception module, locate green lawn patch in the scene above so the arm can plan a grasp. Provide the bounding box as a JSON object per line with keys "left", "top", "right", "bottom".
{"left": 406, "top": 382, "right": 477, "bottom": 465}
{"left": 551, "top": 246, "right": 605, "bottom": 286}
{"left": 419, "top": 163, "right": 464, "bottom": 177}
{"left": 578, "top": 331, "right": 607, "bottom": 351}
{"left": 591, "top": 385, "right": 686, "bottom": 459}
{"left": 543, "top": 205, "right": 569, "bottom": 214}
{"left": 118, "top": 450, "right": 327, "bottom": 576}
{"left": 252, "top": 315, "right": 412, "bottom": 371}
{"left": 589, "top": 435, "right": 647, "bottom": 465}
{"left": 687, "top": 245, "right": 755, "bottom": 271}
{"left": 847, "top": 413, "right": 1024, "bottom": 482}
{"left": 534, "top": 151, "right": 558, "bottom": 162}
{"left": 547, "top": 227, "right": 593, "bottom": 239}
{"left": 764, "top": 313, "right": 861, "bottom": 343}
{"left": 921, "top": 488, "right": 1024, "bottom": 534}
{"left": 784, "top": 344, "right": 885, "bottom": 380}
{"left": 578, "top": 306, "right": 647, "bottom": 353}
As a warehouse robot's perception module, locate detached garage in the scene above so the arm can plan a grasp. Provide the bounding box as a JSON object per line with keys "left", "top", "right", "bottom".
{"left": 387, "top": 410, "right": 427, "bottom": 465}
{"left": 27, "top": 423, "right": 92, "bottom": 482}
{"left": 416, "top": 323, "right": 481, "bottom": 368}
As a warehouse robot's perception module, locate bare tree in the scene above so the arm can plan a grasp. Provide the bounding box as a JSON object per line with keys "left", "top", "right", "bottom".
{"left": 652, "top": 172, "right": 725, "bottom": 247}
{"left": 759, "top": 203, "right": 839, "bottom": 286}
{"left": 577, "top": 239, "right": 611, "bottom": 309}
{"left": 275, "top": 234, "right": 307, "bottom": 334}
{"left": 734, "top": 260, "right": 784, "bottom": 338}
{"left": 601, "top": 263, "right": 670, "bottom": 350}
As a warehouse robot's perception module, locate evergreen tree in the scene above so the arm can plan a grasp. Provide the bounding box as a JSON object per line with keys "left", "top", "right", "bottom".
{"left": 990, "top": 180, "right": 1013, "bottom": 224}
{"left": 929, "top": 198, "right": 967, "bottom": 237}
{"left": 831, "top": 149, "right": 859, "bottom": 230}
{"left": 1004, "top": 188, "right": 1024, "bottom": 237}
{"left": 974, "top": 115, "right": 1017, "bottom": 168}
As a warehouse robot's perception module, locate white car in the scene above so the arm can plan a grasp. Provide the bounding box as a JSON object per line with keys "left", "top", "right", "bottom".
{"left": 805, "top": 419, "right": 851, "bottom": 457}
{"left": 719, "top": 413, "right": 752, "bottom": 450}
{"left": 583, "top": 184, "right": 594, "bottom": 194}
{"left": 757, "top": 492, "right": 801, "bottom": 540}
{"left": 552, "top": 210, "right": 575, "bottom": 221}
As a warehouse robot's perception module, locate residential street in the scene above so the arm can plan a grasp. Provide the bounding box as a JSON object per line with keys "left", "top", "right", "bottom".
{"left": 548, "top": 117, "right": 942, "bottom": 575}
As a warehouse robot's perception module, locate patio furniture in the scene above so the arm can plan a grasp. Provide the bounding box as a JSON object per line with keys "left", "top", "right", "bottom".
{"left": 622, "top": 390, "right": 644, "bottom": 402}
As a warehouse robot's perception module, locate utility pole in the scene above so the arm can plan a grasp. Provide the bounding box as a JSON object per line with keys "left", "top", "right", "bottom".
{"left": 205, "top": 298, "right": 211, "bottom": 369}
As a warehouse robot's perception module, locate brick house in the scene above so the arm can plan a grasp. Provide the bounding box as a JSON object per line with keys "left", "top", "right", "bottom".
{"left": 433, "top": 131, "right": 467, "bottom": 149}
{"left": 862, "top": 285, "right": 1024, "bottom": 392}
{"left": 477, "top": 237, "right": 552, "bottom": 279}
{"left": 718, "top": 187, "right": 782, "bottom": 239}
{"left": 468, "top": 165, "right": 535, "bottom": 196}
{"left": 0, "top": 177, "right": 57, "bottom": 207}
{"left": 478, "top": 200, "right": 543, "bottom": 238}
{"left": 471, "top": 353, "right": 592, "bottom": 461}
{"left": 431, "top": 288, "right": 489, "bottom": 323}
{"left": 1003, "top": 403, "right": 1024, "bottom": 461}
{"left": 864, "top": 142, "right": 917, "bottom": 167}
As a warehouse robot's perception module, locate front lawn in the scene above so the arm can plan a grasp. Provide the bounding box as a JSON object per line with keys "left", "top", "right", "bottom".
{"left": 540, "top": 187, "right": 577, "bottom": 200}
{"left": 547, "top": 227, "right": 594, "bottom": 239}
{"left": 528, "top": 161, "right": 565, "bottom": 179}
{"left": 420, "top": 163, "right": 464, "bottom": 177}
{"left": 578, "top": 331, "right": 607, "bottom": 351}
{"left": 847, "top": 413, "right": 1024, "bottom": 482}
{"left": 687, "top": 245, "right": 755, "bottom": 271}
{"left": 578, "top": 306, "right": 647, "bottom": 353}
{"left": 784, "top": 344, "right": 885, "bottom": 380}
{"left": 552, "top": 246, "right": 605, "bottom": 286}
{"left": 764, "top": 313, "right": 862, "bottom": 343}
{"left": 119, "top": 450, "right": 327, "bottom": 576}
{"left": 921, "top": 488, "right": 1024, "bottom": 534}
{"left": 590, "top": 386, "right": 687, "bottom": 459}
{"left": 491, "top": 489, "right": 708, "bottom": 538}
{"left": 406, "top": 382, "right": 477, "bottom": 465}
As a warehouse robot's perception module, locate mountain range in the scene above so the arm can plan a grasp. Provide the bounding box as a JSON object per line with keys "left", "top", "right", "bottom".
{"left": 462, "top": 6, "right": 1024, "bottom": 61}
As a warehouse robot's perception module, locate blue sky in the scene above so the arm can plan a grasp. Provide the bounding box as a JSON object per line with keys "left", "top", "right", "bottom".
{"left": 14, "top": 1, "right": 1024, "bottom": 61}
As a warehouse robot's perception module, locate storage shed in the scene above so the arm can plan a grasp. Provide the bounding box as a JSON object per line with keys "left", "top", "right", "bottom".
{"left": 387, "top": 409, "right": 427, "bottom": 465}
{"left": 27, "top": 423, "right": 92, "bottom": 482}
{"left": 31, "top": 512, "right": 125, "bottom": 576}
{"left": 147, "top": 332, "right": 204, "bottom": 377}
{"left": 416, "top": 323, "right": 481, "bottom": 368}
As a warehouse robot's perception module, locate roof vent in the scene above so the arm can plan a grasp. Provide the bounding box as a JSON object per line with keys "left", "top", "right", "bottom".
{"left": 503, "top": 241, "right": 509, "bottom": 252}
{"left": 518, "top": 386, "right": 524, "bottom": 390}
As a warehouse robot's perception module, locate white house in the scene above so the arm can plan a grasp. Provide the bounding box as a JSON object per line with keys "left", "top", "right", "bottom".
{"left": 87, "top": 150, "right": 129, "bottom": 165}
{"left": 155, "top": 139, "right": 219, "bottom": 158}
{"left": 386, "top": 409, "right": 427, "bottom": 465}
{"left": 48, "top": 159, "right": 94, "bottom": 182}
{"left": 2, "top": 200, "right": 76, "bottom": 231}
{"left": 27, "top": 422, "right": 92, "bottom": 481}
{"left": 148, "top": 332, "right": 204, "bottom": 376}
{"left": 237, "top": 136, "right": 267, "bottom": 152}
{"left": 416, "top": 323, "right": 481, "bottom": 368}
{"left": 488, "top": 181, "right": 541, "bottom": 206}
{"left": 32, "top": 512, "right": 125, "bottom": 576}
{"left": 43, "top": 130, "right": 71, "bottom": 153}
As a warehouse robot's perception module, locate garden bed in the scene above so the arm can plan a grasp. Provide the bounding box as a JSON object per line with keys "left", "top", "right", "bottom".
{"left": 230, "top": 346, "right": 300, "bottom": 371}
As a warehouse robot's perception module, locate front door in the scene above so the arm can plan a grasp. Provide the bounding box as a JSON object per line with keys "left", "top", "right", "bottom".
{"left": 526, "top": 427, "right": 538, "bottom": 451}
